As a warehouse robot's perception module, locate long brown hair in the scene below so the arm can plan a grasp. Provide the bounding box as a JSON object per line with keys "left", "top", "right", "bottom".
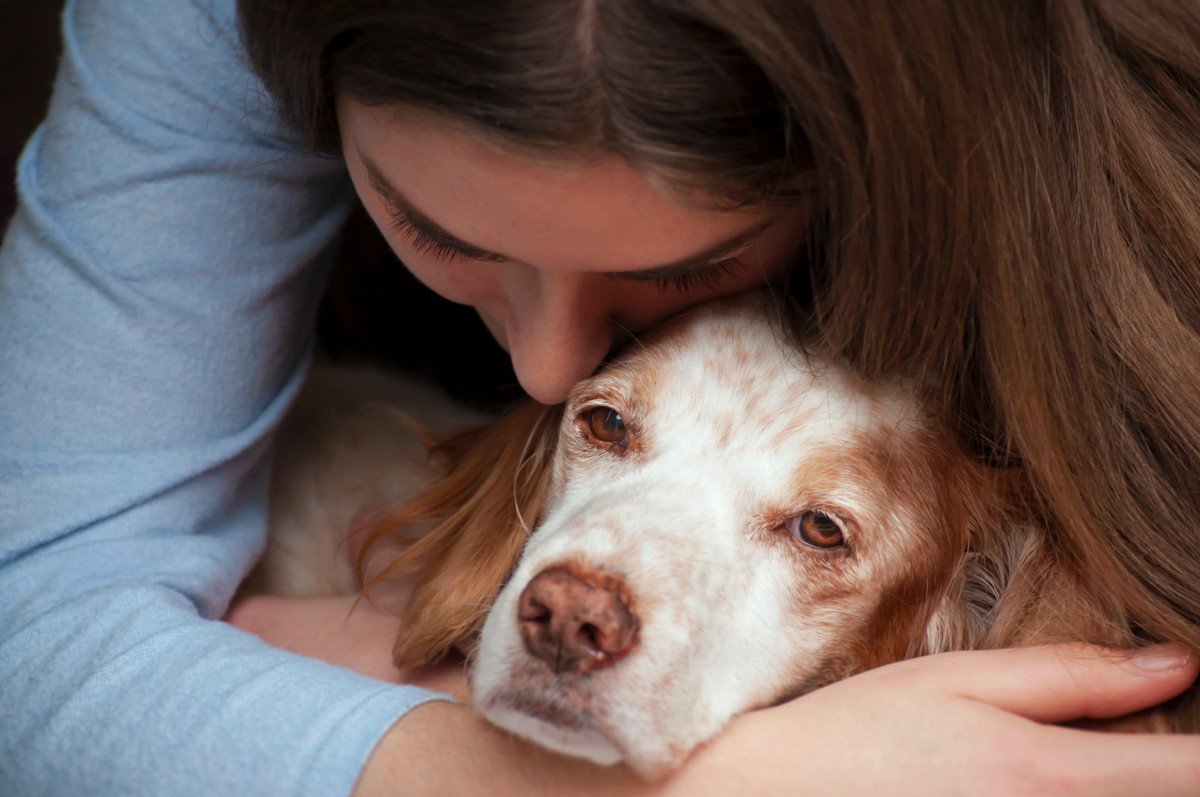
{"left": 239, "top": 1, "right": 1200, "bottom": 651}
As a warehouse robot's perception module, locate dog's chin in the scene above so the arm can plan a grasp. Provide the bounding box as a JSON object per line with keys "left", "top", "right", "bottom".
{"left": 474, "top": 692, "right": 685, "bottom": 780}
{"left": 480, "top": 701, "right": 624, "bottom": 766}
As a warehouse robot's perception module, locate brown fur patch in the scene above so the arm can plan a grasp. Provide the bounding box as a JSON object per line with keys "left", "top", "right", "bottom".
{"left": 354, "top": 401, "right": 563, "bottom": 668}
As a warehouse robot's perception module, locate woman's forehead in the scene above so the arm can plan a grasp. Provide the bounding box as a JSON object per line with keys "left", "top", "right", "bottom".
{"left": 339, "top": 96, "right": 787, "bottom": 275}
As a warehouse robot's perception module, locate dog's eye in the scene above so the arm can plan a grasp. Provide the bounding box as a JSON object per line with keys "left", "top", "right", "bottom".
{"left": 790, "top": 510, "right": 846, "bottom": 549}
{"left": 586, "top": 406, "right": 628, "bottom": 446}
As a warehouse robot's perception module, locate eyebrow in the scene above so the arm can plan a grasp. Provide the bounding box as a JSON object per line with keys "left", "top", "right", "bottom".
{"left": 360, "top": 152, "right": 773, "bottom": 280}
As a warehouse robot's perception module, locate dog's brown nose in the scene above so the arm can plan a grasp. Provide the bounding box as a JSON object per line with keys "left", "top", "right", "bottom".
{"left": 517, "top": 565, "right": 639, "bottom": 674}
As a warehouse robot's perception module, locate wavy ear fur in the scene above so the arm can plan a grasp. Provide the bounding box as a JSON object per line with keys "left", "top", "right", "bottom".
{"left": 922, "top": 462, "right": 1198, "bottom": 732}
{"left": 356, "top": 401, "right": 562, "bottom": 669}
{"left": 922, "top": 462, "right": 1133, "bottom": 656}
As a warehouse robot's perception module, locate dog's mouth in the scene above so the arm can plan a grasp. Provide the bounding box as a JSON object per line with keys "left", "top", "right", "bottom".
{"left": 476, "top": 688, "right": 626, "bottom": 768}
{"left": 496, "top": 690, "right": 592, "bottom": 730}
{"left": 474, "top": 679, "right": 691, "bottom": 780}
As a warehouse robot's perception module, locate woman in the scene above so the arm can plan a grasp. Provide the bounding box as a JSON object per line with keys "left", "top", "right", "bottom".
{"left": 1, "top": 1, "right": 1196, "bottom": 795}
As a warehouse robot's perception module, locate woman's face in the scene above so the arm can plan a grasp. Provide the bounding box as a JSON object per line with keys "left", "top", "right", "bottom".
{"left": 338, "top": 96, "right": 809, "bottom": 404}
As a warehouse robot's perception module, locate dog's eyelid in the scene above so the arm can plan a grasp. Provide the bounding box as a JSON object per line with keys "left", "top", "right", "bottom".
{"left": 569, "top": 384, "right": 628, "bottom": 408}
{"left": 771, "top": 506, "right": 855, "bottom": 551}
{"left": 572, "top": 402, "right": 636, "bottom": 453}
{"left": 570, "top": 397, "right": 633, "bottom": 425}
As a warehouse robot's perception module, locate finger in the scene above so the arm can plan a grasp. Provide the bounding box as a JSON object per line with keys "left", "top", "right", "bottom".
{"left": 920, "top": 643, "right": 1197, "bottom": 723}
{"left": 1045, "top": 725, "right": 1200, "bottom": 797}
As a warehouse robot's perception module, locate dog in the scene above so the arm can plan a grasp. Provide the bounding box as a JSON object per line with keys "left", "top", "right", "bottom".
{"left": 254, "top": 294, "right": 1192, "bottom": 779}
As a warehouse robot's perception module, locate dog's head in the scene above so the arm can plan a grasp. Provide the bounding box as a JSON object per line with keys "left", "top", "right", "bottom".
{"left": 369, "top": 296, "right": 1108, "bottom": 777}
{"left": 462, "top": 297, "right": 1047, "bottom": 776}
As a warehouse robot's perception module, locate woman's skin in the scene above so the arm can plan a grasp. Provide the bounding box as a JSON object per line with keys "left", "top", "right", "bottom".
{"left": 230, "top": 597, "right": 1200, "bottom": 796}
{"left": 229, "top": 98, "right": 1200, "bottom": 794}
{"left": 337, "top": 97, "right": 810, "bottom": 405}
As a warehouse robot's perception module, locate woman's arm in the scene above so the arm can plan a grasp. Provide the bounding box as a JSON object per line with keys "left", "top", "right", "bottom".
{"left": 234, "top": 596, "right": 1200, "bottom": 795}
{"left": 228, "top": 595, "right": 470, "bottom": 700}
{"left": 361, "top": 644, "right": 1200, "bottom": 796}
{"left": 0, "top": 2, "right": 441, "bottom": 795}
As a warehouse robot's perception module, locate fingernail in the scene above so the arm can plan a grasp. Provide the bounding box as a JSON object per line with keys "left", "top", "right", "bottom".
{"left": 1131, "top": 644, "right": 1192, "bottom": 671}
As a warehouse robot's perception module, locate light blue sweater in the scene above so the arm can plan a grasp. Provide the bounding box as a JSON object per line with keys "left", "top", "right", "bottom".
{"left": 0, "top": 1, "right": 443, "bottom": 794}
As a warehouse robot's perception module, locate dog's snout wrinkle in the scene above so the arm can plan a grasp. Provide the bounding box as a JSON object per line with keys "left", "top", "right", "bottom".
{"left": 518, "top": 565, "right": 639, "bottom": 674}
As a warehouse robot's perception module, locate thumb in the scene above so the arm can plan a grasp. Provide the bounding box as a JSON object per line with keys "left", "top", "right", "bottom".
{"left": 934, "top": 643, "right": 1197, "bottom": 724}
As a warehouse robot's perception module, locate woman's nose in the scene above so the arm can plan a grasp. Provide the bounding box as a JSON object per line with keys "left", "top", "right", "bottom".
{"left": 507, "top": 274, "right": 616, "bottom": 404}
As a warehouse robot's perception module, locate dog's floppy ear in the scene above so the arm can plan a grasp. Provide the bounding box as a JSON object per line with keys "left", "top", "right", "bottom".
{"left": 919, "top": 462, "right": 1044, "bottom": 654}
{"left": 355, "top": 400, "right": 563, "bottom": 669}
{"left": 922, "top": 463, "right": 1130, "bottom": 655}
{"left": 921, "top": 460, "right": 1196, "bottom": 732}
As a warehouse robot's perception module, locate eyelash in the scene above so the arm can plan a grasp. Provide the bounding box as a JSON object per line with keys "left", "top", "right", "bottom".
{"left": 388, "top": 213, "right": 505, "bottom": 263}
{"left": 387, "top": 212, "right": 744, "bottom": 291}
{"left": 650, "top": 259, "right": 741, "bottom": 292}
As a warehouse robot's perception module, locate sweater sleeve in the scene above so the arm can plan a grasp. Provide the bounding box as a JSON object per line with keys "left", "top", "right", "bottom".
{"left": 0, "top": 1, "right": 444, "bottom": 795}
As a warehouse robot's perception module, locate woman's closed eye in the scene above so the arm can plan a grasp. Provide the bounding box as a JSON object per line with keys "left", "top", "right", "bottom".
{"left": 388, "top": 210, "right": 746, "bottom": 292}
{"left": 387, "top": 211, "right": 507, "bottom": 264}
{"left": 648, "top": 258, "right": 742, "bottom": 292}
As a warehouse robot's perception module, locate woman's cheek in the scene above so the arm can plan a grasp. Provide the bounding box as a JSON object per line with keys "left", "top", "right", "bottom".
{"left": 390, "top": 247, "right": 502, "bottom": 307}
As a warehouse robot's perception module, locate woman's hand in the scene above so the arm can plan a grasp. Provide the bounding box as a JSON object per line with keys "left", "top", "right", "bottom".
{"left": 225, "top": 597, "right": 1199, "bottom": 795}
{"left": 357, "top": 643, "right": 1200, "bottom": 797}
{"left": 673, "top": 643, "right": 1200, "bottom": 796}
{"left": 225, "top": 594, "right": 469, "bottom": 700}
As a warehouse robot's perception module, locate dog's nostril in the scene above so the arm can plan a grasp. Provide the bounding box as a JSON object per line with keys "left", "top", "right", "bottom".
{"left": 578, "top": 622, "right": 601, "bottom": 654}
{"left": 517, "top": 565, "right": 639, "bottom": 674}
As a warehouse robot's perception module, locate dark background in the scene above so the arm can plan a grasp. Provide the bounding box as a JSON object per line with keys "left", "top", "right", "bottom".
{"left": 1, "top": 1, "right": 63, "bottom": 231}
{"left": 0, "top": 1, "right": 520, "bottom": 411}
